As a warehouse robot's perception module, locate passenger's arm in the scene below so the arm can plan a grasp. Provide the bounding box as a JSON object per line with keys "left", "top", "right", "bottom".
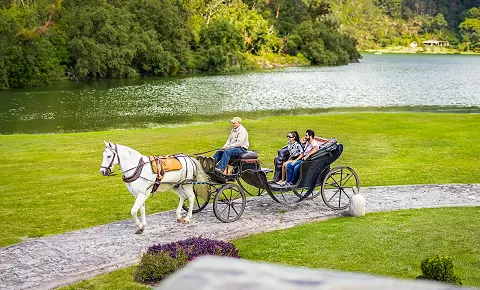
{"left": 303, "top": 146, "right": 319, "bottom": 160}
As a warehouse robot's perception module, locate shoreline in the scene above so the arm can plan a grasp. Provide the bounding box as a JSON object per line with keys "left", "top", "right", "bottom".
{"left": 1, "top": 107, "right": 480, "bottom": 135}
{"left": 362, "top": 47, "right": 480, "bottom": 55}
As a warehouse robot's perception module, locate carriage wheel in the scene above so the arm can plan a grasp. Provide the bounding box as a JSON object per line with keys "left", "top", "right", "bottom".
{"left": 213, "top": 184, "right": 246, "bottom": 223}
{"left": 321, "top": 166, "right": 359, "bottom": 210}
{"left": 182, "top": 183, "right": 212, "bottom": 214}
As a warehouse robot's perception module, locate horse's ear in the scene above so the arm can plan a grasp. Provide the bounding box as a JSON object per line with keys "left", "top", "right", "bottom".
{"left": 104, "top": 140, "right": 109, "bottom": 147}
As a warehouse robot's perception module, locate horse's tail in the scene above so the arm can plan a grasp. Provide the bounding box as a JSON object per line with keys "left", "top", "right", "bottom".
{"left": 191, "top": 157, "right": 210, "bottom": 200}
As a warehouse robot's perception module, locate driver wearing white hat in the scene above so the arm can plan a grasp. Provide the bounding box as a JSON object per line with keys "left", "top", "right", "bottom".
{"left": 213, "top": 117, "right": 249, "bottom": 175}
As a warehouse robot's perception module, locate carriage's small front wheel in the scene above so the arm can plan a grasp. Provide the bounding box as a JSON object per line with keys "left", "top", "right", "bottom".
{"left": 182, "top": 183, "right": 212, "bottom": 214}
{"left": 213, "top": 184, "right": 246, "bottom": 223}
{"left": 321, "top": 166, "right": 359, "bottom": 210}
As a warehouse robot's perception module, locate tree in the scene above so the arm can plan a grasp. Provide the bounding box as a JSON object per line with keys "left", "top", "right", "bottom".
{"left": 459, "top": 9, "right": 480, "bottom": 51}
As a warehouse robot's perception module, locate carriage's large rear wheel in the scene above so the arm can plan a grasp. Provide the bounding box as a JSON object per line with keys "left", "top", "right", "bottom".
{"left": 213, "top": 184, "right": 246, "bottom": 223}
{"left": 321, "top": 166, "right": 359, "bottom": 210}
{"left": 182, "top": 183, "right": 212, "bottom": 214}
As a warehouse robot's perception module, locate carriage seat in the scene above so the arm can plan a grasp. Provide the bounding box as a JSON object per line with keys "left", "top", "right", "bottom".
{"left": 229, "top": 151, "right": 259, "bottom": 168}
{"left": 234, "top": 150, "right": 258, "bottom": 160}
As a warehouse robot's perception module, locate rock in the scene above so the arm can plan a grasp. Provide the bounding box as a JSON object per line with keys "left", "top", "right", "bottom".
{"left": 349, "top": 191, "right": 365, "bottom": 217}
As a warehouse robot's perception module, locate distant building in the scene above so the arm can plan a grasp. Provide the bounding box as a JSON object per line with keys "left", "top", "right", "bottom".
{"left": 410, "top": 41, "right": 418, "bottom": 48}
{"left": 423, "top": 40, "right": 449, "bottom": 47}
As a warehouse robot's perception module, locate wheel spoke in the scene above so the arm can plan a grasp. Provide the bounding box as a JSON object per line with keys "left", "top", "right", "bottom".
{"left": 231, "top": 205, "right": 239, "bottom": 216}
{"left": 219, "top": 204, "right": 228, "bottom": 215}
{"left": 230, "top": 190, "right": 241, "bottom": 201}
{"left": 326, "top": 189, "right": 341, "bottom": 203}
{"left": 340, "top": 187, "right": 352, "bottom": 199}
{"left": 327, "top": 175, "right": 341, "bottom": 188}
{"left": 221, "top": 191, "right": 230, "bottom": 202}
{"left": 340, "top": 173, "right": 353, "bottom": 186}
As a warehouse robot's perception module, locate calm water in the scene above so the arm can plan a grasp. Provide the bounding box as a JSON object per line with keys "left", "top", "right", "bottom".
{"left": 1, "top": 53, "right": 479, "bottom": 134}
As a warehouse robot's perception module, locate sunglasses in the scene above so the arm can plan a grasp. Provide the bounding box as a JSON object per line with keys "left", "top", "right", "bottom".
{"left": 287, "top": 135, "right": 293, "bottom": 138}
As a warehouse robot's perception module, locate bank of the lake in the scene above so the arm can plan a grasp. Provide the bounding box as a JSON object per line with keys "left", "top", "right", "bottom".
{"left": 1, "top": 54, "right": 480, "bottom": 134}
{"left": 1, "top": 112, "right": 479, "bottom": 247}
{"left": 363, "top": 46, "right": 480, "bottom": 54}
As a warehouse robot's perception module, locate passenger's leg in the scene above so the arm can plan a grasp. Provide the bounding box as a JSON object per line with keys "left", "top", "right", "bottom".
{"left": 281, "top": 162, "right": 288, "bottom": 181}
{"left": 292, "top": 161, "right": 303, "bottom": 184}
{"left": 286, "top": 162, "right": 294, "bottom": 183}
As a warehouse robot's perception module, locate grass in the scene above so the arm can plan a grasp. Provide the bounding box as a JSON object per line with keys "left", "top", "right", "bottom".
{"left": 234, "top": 207, "right": 480, "bottom": 286}
{"left": 58, "top": 267, "right": 150, "bottom": 290}
{"left": 2, "top": 111, "right": 478, "bottom": 289}
{"left": 59, "top": 207, "right": 480, "bottom": 289}
{"left": 0, "top": 113, "right": 480, "bottom": 246}
{"left": 1, "top": 112, "right": 480, "bottom": 247}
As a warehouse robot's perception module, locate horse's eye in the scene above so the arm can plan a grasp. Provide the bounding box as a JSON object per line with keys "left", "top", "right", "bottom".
{"left": 107, "top": 155, "right": 112, "bottom": 158}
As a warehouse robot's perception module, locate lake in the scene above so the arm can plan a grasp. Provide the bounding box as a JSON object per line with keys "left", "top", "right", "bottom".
{"left": 0, "top": 53, "right": 479, "bottom": 134}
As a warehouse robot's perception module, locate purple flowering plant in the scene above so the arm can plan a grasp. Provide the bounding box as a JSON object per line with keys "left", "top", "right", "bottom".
{"left": 148, "top": 237, "right": 240, "bottom": 261}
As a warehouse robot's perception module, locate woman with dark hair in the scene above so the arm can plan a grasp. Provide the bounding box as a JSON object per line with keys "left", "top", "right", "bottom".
{"left": 285, "top": 129, "right": 321, "bottom": 186}
{"left": 276, "top": 131, "right": 303, "bottom": 185}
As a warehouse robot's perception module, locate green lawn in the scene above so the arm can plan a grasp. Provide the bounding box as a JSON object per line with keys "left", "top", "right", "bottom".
{"left": 234, "top": 207, "right": 480, "bottom": 286}
{"left": 60, "top": 207, "right": 480, "bottom": 289}
{"left": 1, "top": 112, "right": 480, "bottom": 247}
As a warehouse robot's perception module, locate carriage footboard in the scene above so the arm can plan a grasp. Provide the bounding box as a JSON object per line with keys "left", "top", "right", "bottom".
{"left": 241, "top": 169, "right": 281, "bottom": 203}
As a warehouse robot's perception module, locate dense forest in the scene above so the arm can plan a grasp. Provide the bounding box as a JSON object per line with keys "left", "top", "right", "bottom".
{"left": 0, "top": 0, "right": 479, "bottom": 90}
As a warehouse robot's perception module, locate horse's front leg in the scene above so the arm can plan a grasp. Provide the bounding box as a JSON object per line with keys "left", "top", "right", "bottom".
{"left": 131, "top": 193, "right": 148, "bottom": 234}
{"left": 140, "top": 202, "right": 147, "bottom": 229}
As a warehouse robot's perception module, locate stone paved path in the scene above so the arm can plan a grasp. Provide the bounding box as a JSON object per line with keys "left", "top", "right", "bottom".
{"left": 1, "top": 184, "right": 480, "bottom": 290}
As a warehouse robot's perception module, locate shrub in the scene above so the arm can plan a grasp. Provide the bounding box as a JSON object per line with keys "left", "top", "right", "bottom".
{"left": 416, "top": 255, "right": 463, "bottom": 285}
{"left": 148, "top": 236, "right": 241, "bottom": 261}
{"left": 134, "top": 237, "right": 240, "bottom": 284}
{"left": 134, "top": 249, "right": 188, "bottom": 284}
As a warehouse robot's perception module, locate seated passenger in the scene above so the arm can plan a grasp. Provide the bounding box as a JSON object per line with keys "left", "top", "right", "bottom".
{"left": 276, "top": 131, "right": 303, "bottom": 185}
{"left": 285, "top": 129, "right": 321, "bottom": 186}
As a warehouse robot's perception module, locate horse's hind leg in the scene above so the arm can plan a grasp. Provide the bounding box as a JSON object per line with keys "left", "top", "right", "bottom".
{"left": 182, "top": 185, "right": 195, "bottom": 224}
{"left": 175, "top": 190, "right": 185, "bottom": 223}
{"left": 131, "top": 193, "right": 148, "bottom": 234}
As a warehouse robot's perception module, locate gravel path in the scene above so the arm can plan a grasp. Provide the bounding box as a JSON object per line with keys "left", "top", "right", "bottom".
{"left": 1, "top": 184, "right": 480, "bottom": 290}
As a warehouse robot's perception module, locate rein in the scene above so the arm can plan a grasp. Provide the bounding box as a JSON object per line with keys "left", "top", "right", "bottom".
{"left": 192, "top": 148, "right": 219, "bottom": 155}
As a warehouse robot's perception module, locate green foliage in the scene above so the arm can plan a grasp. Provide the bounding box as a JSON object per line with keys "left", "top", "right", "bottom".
{"left": 0, "top": 0, "right": 365, "bottom": 89}
{"left": 289, "top": 20, "right": 359, "bottom": 65}
{"left": 133, "top": 250, "right": 188, "bottom": 284}
{"left": 459, "top": 8, "right": 480, "bottom": 51}
{"left": 195, "top": 20, "right": 254, "bottom": 72}
{"left": 417, "top": 255, "right": 463, "bottom": 285}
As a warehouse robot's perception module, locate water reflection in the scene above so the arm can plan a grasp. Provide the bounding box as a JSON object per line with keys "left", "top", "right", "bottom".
{"left": 1, "top": 54, "right": 480, "bottom": 134}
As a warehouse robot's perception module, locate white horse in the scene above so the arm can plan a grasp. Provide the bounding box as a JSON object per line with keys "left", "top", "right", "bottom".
{"left": 99, "top": 141, "right": 208, "bottom": 233}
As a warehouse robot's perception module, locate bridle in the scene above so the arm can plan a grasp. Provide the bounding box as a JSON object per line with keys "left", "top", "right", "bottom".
{"left": 100, "top": 143, "right": 120, "bottom": 176}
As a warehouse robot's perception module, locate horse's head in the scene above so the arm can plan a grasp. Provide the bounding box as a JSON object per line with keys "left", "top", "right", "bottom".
{"left": 100, "top": 141, "right": 119, "bottom": 176}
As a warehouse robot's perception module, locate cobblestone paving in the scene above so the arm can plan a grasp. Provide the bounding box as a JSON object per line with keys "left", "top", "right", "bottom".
{"left": 1, "top": 184, "right": 479, "bottom": 290}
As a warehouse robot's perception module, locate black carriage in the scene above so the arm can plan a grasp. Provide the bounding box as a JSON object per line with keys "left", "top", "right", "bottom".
{"left": 184, "top": 139, "right": 360, "bottom": 223}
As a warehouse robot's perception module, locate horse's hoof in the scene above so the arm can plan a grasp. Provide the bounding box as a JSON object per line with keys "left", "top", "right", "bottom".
{"left": 183, "top": 220, "right": 190, "bottom": 225}
{"left": 135, "top": 227, "right": 144, "bottom": 234}
{"left": 177, "top": 216, "right": 183, "bottom": 223}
